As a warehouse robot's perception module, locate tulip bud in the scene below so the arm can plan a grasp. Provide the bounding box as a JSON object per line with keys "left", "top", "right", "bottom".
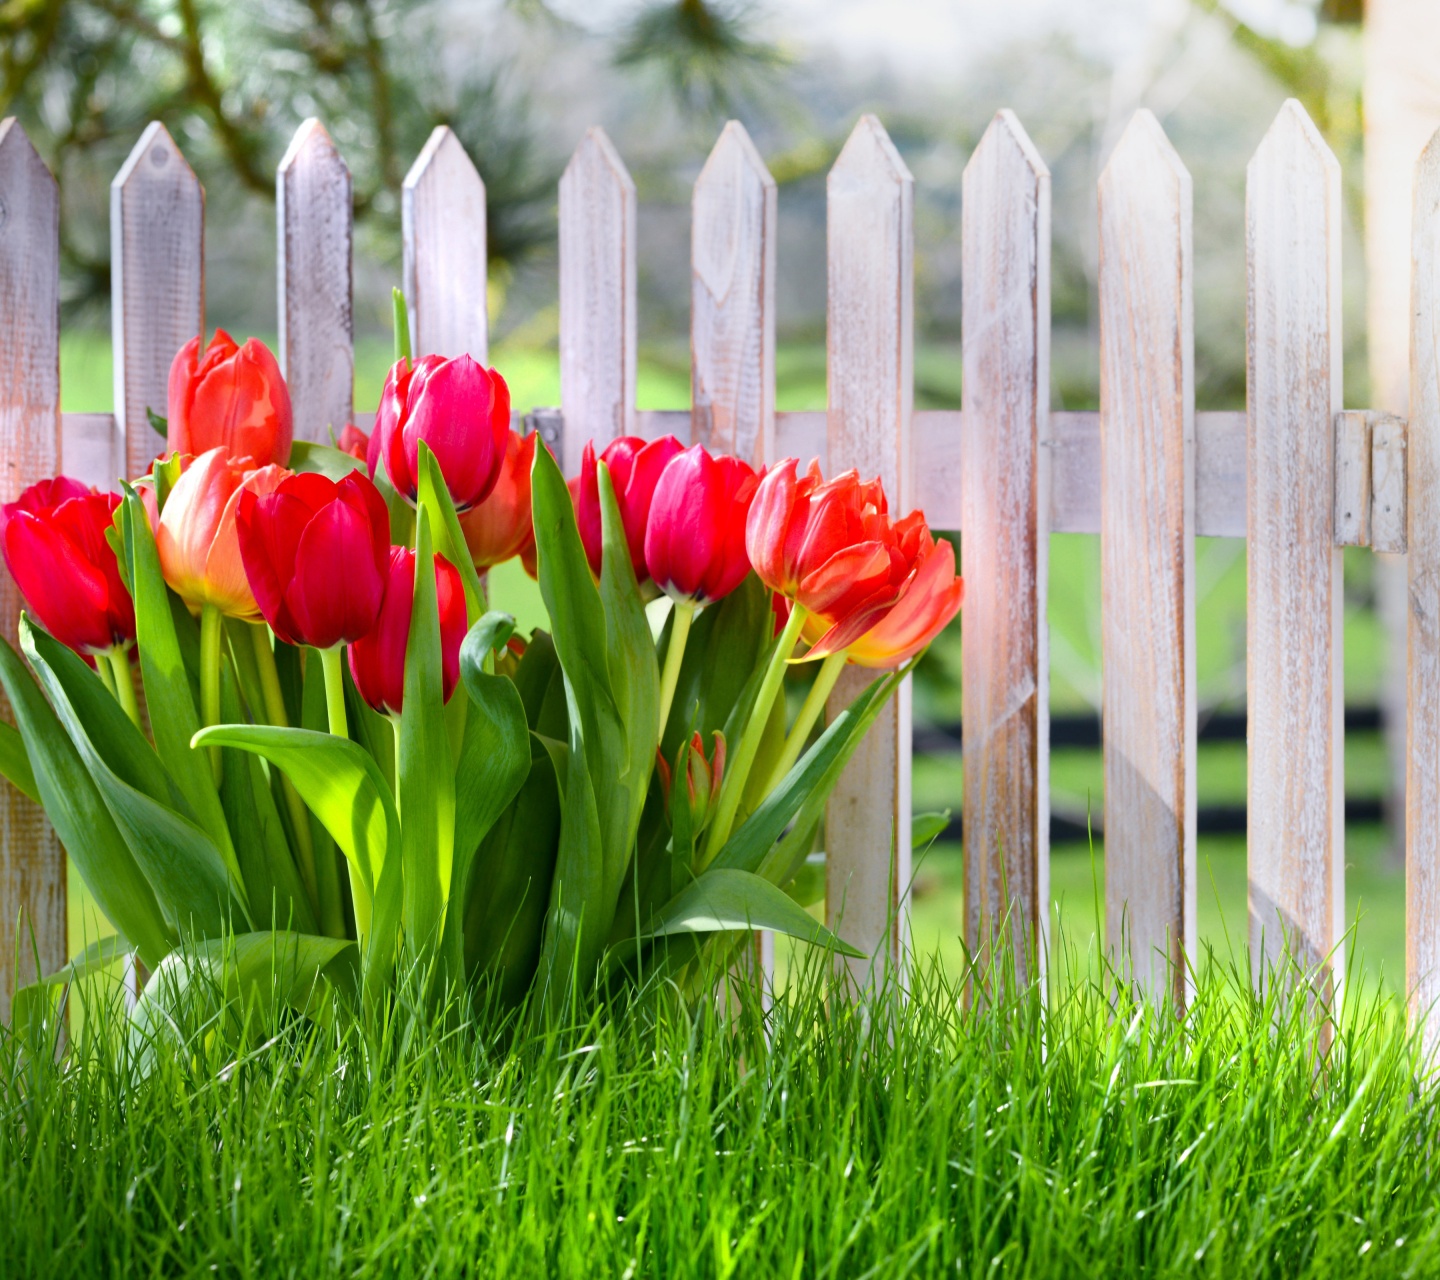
{"left": 458, "top": 430, "right": 537, "bottom": 570}
{"left": 167, "top": 330, "right": 293, "bottom": 467}
{"left": 0, "top": 478, "right": 134, "bottom": 658}
{"left": 348, "top": 547, "right": 467, "bottom": 716}
{"left": 236, "top": 471, "right": 391, "bottom": 649}
{"left": 575, "top": 435, "right": 685, "bottom": 582}
{"left": 156, "top": 448, "right": 290, "bottom": 620}
{"left": 336, "top": 423, "right": 370, "bottom": 461}
{"left": 658, "top": 731, "right": 726, "bottom": 835}
{"left": 644, "top": 445, "right": 759, "bottom": 605}
{"left": 372, "top": 354, "right": 510, "bottom": 510}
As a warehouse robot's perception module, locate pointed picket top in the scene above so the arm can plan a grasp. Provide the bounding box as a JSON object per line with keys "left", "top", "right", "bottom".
{"left": 278, "top": 118, "right": 354, "bottom": 443}
{"left": 691, "top": 120, "right": 776, "bottom": 464}
{"left": 559, "top": 127, "right": 637, "bottom": 473}
{"left": 1245, "top": 96, "right": 1344, "bottom": 1003}
{"left": 403, "top": 125, "right": 488, "bottom": 363}
{"left": 1099, "top": 109, "right": 1190, "bottom": 217}
{"left": 960, "top": 108, "right": 1051, "bottom": 991}
{"left": 111, "top": 121, "right": 204, "bottom": 479}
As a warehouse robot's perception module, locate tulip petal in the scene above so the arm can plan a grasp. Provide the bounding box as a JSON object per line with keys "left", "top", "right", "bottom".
{"left": 3, "top": 513, "right": 114, "bottom": 653}
{"left": 285, "top": 501, "right": 387, "bottom": 649}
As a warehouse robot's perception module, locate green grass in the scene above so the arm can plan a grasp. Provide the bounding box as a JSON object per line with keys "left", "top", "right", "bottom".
{"left": 2, "top": 940, "right": 1436, "bottom": 1277}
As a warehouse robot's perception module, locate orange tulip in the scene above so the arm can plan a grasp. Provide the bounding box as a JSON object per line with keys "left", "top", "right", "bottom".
{"left": 167, "top": 330, "right": 293, "bottom": 467}
{"left": 156, "top": 447, "right": 289, "bottom": 619}
{"left": 458, "top": 430, "right": 537, "bottom": 570}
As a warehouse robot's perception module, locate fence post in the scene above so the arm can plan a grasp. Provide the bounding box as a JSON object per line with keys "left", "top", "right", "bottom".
{"left": 404, "top": 126, "right": 488, "bottom": 362}
{"left": 960, "top": 111, "right": 1051, "bottom": 987}
{"left": 278, "top": 119, "right": 353, "bottom": 444}
{"left": 559, "top": 128, "right": 636, "bottom": 472}
{"left": 111, "top": 122, "right": 204, "bottom": 480}
{"left": 1245, "top": 100, "right": 1344, "bottom": 995}
{"left": 1408, "top": 127, "right": 1440, "bottom": 1054}
{"left": 825, "top": 114, "right": 914, "bottom": 979}
{"left": 0, "top": 119, "right": 65, "bottom": 1017}
{"left": 1097, "top": 111, "right": 1196, "bottom": 1007}
{"left": 691, "top": 121, "right": 776, "bottom": 465}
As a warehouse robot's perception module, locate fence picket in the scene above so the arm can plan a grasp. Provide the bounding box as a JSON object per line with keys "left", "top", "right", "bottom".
{"left": 960, "top": 111, "right": 1050, "bottom": 985}
{"left": 559, "top": 128, "right": 636, "bottom": 473}
{"left": 1408, "top": 128, "right": 1440, "bottom": 1054}
{"left": 404, "top": 126, "right": 488, "bottom": 363}
{"left": 1098, "top": 111, "right": 1196, "bottom": 1006}
{"left": 278, "top": 119, "right": 353, "bottom": 444}
{"left": 1246, "top": 101, "right": 1344, "bottom": 992}
{"left": 824, "top": 114, "right": 914, "bottom": 976}
{"left": 0, "top": 120, "right": 66, "bottom": 1017}
{"left": 111, "top": 122, "right": 204, "bottom": 480}
{"left": 691, "top": 121, "right": 776, "bottom": 465}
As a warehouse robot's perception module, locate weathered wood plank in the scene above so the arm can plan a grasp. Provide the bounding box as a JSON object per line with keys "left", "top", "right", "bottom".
{"left": 111, "top": 121, "right": 204, "bottom": 481}
{"left": 1334, "top": 411, "right": 1372, "bottom": 547}
{"left": 824, "top": 114, "right": 914, "bottom": 978}
{"left": 1246, "top": 100, "right": 1345, "bottom": 994}
{"left": 60, "top": 414, "right": 123, "bottom": 491}
{"left": 403, "top": 125, "right": 488, "bottom": 363}
{"left": 1097, "top": 111, "right": 1196, "bottom": 1006}
{"left": 278, "top": 118, "right": 353, "bottom": 444}
{"left": 959, "top": 110, "right": 1050, "bottom": 985}
{"left": 558, "top": 128, "right": 636, "bottom": 473}
{"left": 0, "top": 119, "right": 66, "bottom": 1017}
{"left": 1372, "top": 414, "right": 1408, "bottom": 554}
{"left": 1408, "top": 127, "right": 1440, "bottom": 1054}
{"left": 691, "top": 121, "right": 776, "bottom": 465}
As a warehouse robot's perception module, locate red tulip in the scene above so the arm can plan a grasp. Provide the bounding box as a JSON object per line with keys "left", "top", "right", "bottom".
{"left": 167, "top": 330, "right": 293, "bottom": 468}
{"left": 576, "top": 435, "right": 685, "bottom": 581}
{"left": 336, "top": 423, "right": 370, "bottom": 461}
{"left": 644, "top": 445, "right": 759, "bottom": 605}
{"left": 458, "top": 430, "right": 537, "bottom": 570}
{"left": 372, "top": 354, "right": 510, "bottom": 510}
{"left": 656, "top": 730, "right": 726, "bottom": 834}
{"left": 156, "top": 448, "right": 289, "bottom": 619}
{"left": 348, "top": 547, "right": 466, "bottom": 716}
{"left": 236, "top": 472, "right": 390, "bottom": 649}
{"left": 745, "top": 459, "right": 909, "bottom": 655}
{"left": 0, "top": 478, "right": 134, "bottom": 657}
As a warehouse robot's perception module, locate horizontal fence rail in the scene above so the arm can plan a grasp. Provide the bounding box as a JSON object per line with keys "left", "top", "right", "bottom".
{"left": 1, "top": 99, "right": 1437, "bottom": 1042}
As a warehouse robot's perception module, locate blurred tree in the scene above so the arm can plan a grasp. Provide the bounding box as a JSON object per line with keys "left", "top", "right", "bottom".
{"left": 0, "top": 0, "right": 557, "bottom": 315}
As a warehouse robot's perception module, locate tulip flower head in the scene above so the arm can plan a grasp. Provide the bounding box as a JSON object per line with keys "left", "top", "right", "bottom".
{"left": 0, "top": 478, "right": 134, "bottom": 658}
{"left": 656, "top": 730, "right": 726, "bottom": 835}
{"left": 236, "top": 471, "right": 391, "bottom": 650}
{"left": 372, "top": 354, "right": 510, "bottom": 510}
{"left": 156, "top": 448, "right": 289, "bottom": 620}
{"left": 336, "top": 423, "right": 370, "bottom": 461}
{"left": 167, "top": 330, "right": 293, "bottom": 468}
{"left": 576, "top": 434, "right": 685, "bottom": 582}
{"left": 348, "top": 547, "right": 467, "bottom": 716}
{"left": 644, "top": 445, "right": 759, "bottom": 605}
{"left": 459, "top": 429, "right": 537, "bottom": 570}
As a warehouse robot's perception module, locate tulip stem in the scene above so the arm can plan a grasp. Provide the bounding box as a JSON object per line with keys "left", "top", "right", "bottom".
{"left": 319, "top": 645, "right": 349, "bottom": 741}
{"left": 656, "top": 600, "right": 696, "bottom": 740}
{"left": 761, "top": 650, "right": 848, "bottom": 797}
{"left": 700, "top": 603, "right": 808, "bottom": 868}
{"left": 250, "top": 624, "right": 321, "bottom": 915}
{"left": 199, "top": 604, "right": 223, "bottom": 785}
{"left": 107, "top": 647, "right": 143, "bottom": 731}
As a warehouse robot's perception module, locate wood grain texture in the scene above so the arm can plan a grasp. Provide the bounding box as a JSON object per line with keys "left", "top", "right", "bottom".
{"left": 1371, "top": 414, "right": 1408, "bottom": 554}
{"left": 403, "top": 126, "right": 488, "bottom": 363}
{"left": 691, "top": 121, "right": 776, "bottom": 465}
{"left": 278, "top": 119, "right": 354, "bottom": 444}
{"left": 0, "top": 119, "right": 65, "bottom": 1017}
{"left": 1334, "top": 411, "right": 1372, "bottom": 547}
{"left": 559, "top": 128, "right": 636, "bottom": 474}
{"left": 824, "top": 114, "right": 914, "bottom": 978}
{"left": 959, "top": 110, "right": 1050, "bottom": 984}
{"left": 1409, "top": 128, "right": 1440, "bottom": 1053}
{"left": 1246, "top": 100, "right": 1345, "bottom": 994}
{"left": 60, "top": 413, "right": 123, "bottom": 490}
{"left": 111, "top": 122, "right": 204, "bottom": 481}
{"left": 1097, "top": 111, "right": 1196, "bottom": 1007}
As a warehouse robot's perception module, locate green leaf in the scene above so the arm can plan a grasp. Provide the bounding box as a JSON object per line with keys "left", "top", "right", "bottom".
{"left": 22, "top": 620, "right": 246, "bottom": 940}
{"left": 146, "top": 406, "right": 168, "bottom": 438}
{"left": 418, "top": 443, "right": 486, "bottom": 617}
{"left": 290, "top": 439, "right": 365, "bottom": 480}
{"left": 0, "top": 636, "right": 172, "bottom": 966}
{"left": 0, "top": 716, "right": 39, "bottom": 804}
{"left": 643, "top": 867, "right": 863, "bottom": 957}
{"left": 913, "top": 810, "right": 952, "bottom": 850}
{"left": 510, "top": 629, "right": 560, "bottom": 728}
{"left": 399, "top": 505, "right": 457, "bottom": 962}
{"left": 10, "top": 934, "right": 133, "bottom": 1042}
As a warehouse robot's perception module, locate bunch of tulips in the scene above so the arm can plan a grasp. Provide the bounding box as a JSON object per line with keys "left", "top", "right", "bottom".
{"left": 0, "top": 308, "right": 961, "bottom": 1032}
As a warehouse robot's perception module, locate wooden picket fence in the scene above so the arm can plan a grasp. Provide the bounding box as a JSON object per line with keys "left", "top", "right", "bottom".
{"left": 0, "top": 99, "right": 1436, "bottom": 1040}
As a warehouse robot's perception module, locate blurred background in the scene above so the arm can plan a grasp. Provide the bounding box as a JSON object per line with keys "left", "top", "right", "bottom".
{"left": 3, "top": 0, "right": 1426, "bottom": 987}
